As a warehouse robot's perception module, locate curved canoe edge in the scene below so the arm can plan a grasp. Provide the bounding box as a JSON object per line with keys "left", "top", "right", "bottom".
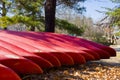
{"left": 79, "top": 52, "right": 95, "bottom": 61}
{"left": 102, "top": 47, "right": 116, "bottom": 56}
{"left": 0, "top": 46, "right": 43, "bottom": 74}
{"left": 93, "top": 49, "right": 111, "bottom": 59}
{"left": 24, "top": 56, "right": 53, "bottom": 69}
{"left": 97, "top": 49, "right": 110, "bottom": 59}
{"left": 65, "top": 52, "right": 86, "bottom": 64}
{"left": 0, "top": 58, "right": 43, "bottom": 74}
{"left": 82, "top": 50, "right": 100, "bottom": 60}
{"left": 0, "top": 64, "right": 21, "bottom": 80}
{"left": 33, "top": 52, "right": 61, "bottom": 67}
{"left": 50, "top": 52, "right": 74, "bottom": 66}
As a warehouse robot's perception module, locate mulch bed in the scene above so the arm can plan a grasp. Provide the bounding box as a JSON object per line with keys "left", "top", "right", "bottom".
{"left": 21, "top": 53, "right": 120, "bottom": 80}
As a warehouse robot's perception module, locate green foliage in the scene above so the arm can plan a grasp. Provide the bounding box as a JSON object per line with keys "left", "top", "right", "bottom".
{"left": 110, "top": 0, "right": 120, "bottom": 3}
{"left": 0, "top": 0, "right": 13, "bottom": 16}
{"left": 2, "top": 0, "right": 44, "bottom": 31}
{"left": 0, "top": 16, "right": 12, "bottom": 28}
{"left": 13, "top": 0, "right": 43, "bottom": 17}
{"left": 56, "top": 19, "right": 84, "bottom": 35}
{"left": 57, "top": 0, "right": 86, "bottom": 14}
{"left": 105, "top": 0, "right": 120, "bottom": 26}
{"left": 10, "top": 15, "right": 44, "bottom": 31}
{"left": 57, "top": 0, "right": 86, "bottom": 6}
{"left": 107, "top": 7, "right": 120, "bottom": 26}
{"left": 115, "top": 31, "right": 120, "bottom": 36}
{"left": 107, "top": 8, "right": 120, "bottom": 17}
{"left": 90, "top": 32, "right": 112, "bottom": 46}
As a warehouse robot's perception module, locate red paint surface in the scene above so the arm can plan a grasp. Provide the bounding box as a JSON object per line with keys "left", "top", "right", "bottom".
{"left": 0, "top": 46, "right": 43, "bottom": 74}
{"left": 0, "top": 39, "right": 53, "bottom": 69}
{"left": 0, "top": 64, "right": 21, "bottom": 80}
{"left": 0, "top": 30, "right": 100, "bottom": 60}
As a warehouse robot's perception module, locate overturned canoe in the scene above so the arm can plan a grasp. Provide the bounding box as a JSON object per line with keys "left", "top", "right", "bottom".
{"left": 10, "top": 31, "right": 110, "bottom": 59}
{"left": 0, "top": 46, "right": 43, "bottom": 74}
{"left": 0, "top": 64, "right": 21, "bottom": 80}
{"left": 0, "top": 30, "right": 99, "bottom": 62}
{"left": 74, "top": 37, "right": 116, "bottom": 56}
{"left": 0, "top": 33, "right": 74, "bottom": 66}
{"left": 41, "top": 32, "right": 111, "bottom": 59}
{"left": 0, "top": 30, "right": 116, "bottom": 66}
{"left": 0, "top": 39, "right": 53, "bottom": 69}
{"left": 52, "top": 33, "right": 116, "bottom": 57}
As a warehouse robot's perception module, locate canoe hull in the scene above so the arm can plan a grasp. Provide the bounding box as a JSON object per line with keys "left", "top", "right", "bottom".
{"left": 0, "top": 64, "right": 21, "bottom": 80}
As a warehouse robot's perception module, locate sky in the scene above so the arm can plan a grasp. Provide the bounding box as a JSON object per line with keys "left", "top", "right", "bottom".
{"left": 83, "top": 0, "right": 118, "bottom": 22}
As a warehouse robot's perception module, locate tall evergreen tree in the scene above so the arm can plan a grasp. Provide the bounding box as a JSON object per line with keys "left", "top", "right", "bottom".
{"left": 11, "top": 0, "right": 44, "bottom": 31}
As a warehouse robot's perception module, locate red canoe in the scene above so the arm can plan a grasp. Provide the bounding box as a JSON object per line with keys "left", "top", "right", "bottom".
{"left": 0, "top": 64, "right": 21, "bottom": 80}
{"left": 75, "top": 37, "right": 116, "bottom": 56}
{"left": 0, "top": 33, "right": 74, "bottom": 66}
{"left": 64, "top": 52, "right": 86, "bottom": 64}
{"left": 0, "top": 39, "right": 53, "bottom": 69}
{"left": 66, "top": 51, "right": 95, "bottom": 61}
{"left": 49, "top": 52, "right": 74, "bottom": 65}
{"left": 11, "top": 31, "right": 104, "bottom": 59}
{"left": 30, "top": 31, "right": 108, "bottom": 59}
{"left": 0, "top": 30, "right": 115, "bottom": 65}
{"left": 0, "top": 33, "right": 85, "bottom": 65}
{"left": 39, "top": 32, "right": 110, "bottom": 59}
{"left": 33, "top": 51, "right": 61, "bottom": 67}
{"left": 0, "top": 30, "right": 99, "bottom": 61}
{"left": 0, "top": 37, "right": 61, "bottom": 67}
{"left": 52, "top": 33, "right": 116, "bottom": 57}
{"left": 0, "top": 46, "right": 43, "bottom": 74}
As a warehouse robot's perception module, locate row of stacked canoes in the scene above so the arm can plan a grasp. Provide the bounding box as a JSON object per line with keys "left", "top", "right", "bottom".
{"left": 0, "top": 30, "right": 116, "bottom": 80}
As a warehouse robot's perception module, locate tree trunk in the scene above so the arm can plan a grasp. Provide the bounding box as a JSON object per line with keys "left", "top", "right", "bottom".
{"left": 2, "top": 1, "right": 7, "bottom": 16}
{"left": 44, "top": 0, "right": 56, "bottom": 32}
{"left": 30, "top": 26, "right": 35, "bottom": 31}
